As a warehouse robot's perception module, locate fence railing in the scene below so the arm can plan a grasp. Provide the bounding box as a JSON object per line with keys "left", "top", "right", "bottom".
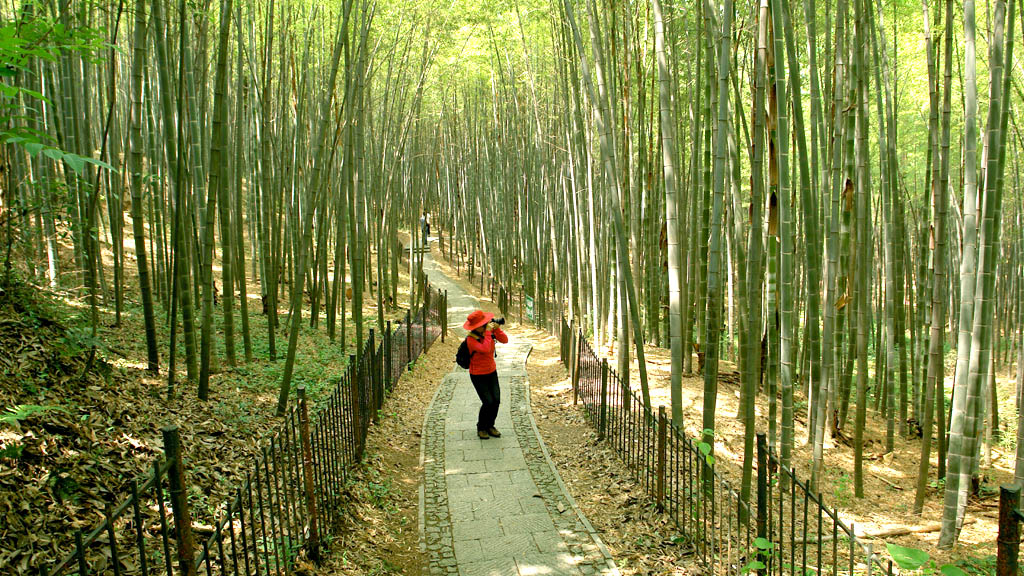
{"left": 40, "top": 284, "right": 447, "bottom": 576}
{"left": 561, "top": 316, "right": 892, "bottom": 575}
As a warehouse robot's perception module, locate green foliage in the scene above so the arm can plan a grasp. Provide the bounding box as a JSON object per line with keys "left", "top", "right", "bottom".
{"left": 884, "top": 543, "right": 973, "bottom": 575}
{"left": 47, "top": 471, "right": 81, "bottom": 503}
{"left": 0, "top": 443, "right": 23, "bottom": 460}
{"left": 696, "top": 428, "right": 715, "bottom": 466}
{"left": 364, "top": 467, "right": 399, "bottom": 514}
{"left": 833, "top": 472, "right": 852, "bottom": 507}
{"left": 0, "top": 404, "right": 64, "bottom": 426}
{"left": 741, "top": 537, "right": 775, "bottom": 574}
{"left": 0, "top": 13, "right": 112, "bottom": 175}
{"left": 952, "top": 554, "right": 998, "bottom": 574}
{"left": 60, "top": 325, "right": 105, "bottom": 358}
{"left": 696, "top": 440, "right": 714, "bottom": 463}
{"left": 887, "top": 543, "right": 930, "bottom": 570}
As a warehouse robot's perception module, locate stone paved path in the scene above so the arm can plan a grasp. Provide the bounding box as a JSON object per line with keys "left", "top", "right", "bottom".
{"left": 419, "top": 255, "right": 619, "bottom": 576}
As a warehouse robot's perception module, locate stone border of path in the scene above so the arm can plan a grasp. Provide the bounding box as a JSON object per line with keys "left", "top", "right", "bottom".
{"left": 419, "top": 369, "right": 459, "bottom": 574}
{"left": 507, "top": 369, "right": 619, "bottom": 575}
{"left": 418, "top": 256, "right": 619, "bottom": 576}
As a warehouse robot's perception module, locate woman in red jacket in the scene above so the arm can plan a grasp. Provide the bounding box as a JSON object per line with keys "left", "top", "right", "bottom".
{"left": 463, "top": 310, "right": 509, "bottom": 439}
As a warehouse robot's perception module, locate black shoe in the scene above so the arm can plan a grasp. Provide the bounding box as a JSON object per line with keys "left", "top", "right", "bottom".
{"left": 487, "top": 427, "right": 501, "bottom": 438}
{"left": 478, "top": 430, "right": 490, "bottom": 439}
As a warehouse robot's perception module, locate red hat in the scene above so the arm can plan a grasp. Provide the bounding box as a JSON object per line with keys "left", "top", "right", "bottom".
{"left": 463, "top": 310, "right": 494, "bottom": 331}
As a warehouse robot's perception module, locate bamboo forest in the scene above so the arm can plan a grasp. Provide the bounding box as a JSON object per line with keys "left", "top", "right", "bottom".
{"left": 1, "top": 0, "right": 1024, "bottom": 573}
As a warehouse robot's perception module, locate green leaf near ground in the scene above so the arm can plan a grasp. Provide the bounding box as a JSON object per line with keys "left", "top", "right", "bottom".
{"left": 939, "top": 564, "right": 970, "bottom": 576}
{"left": 0, "top": 404, "right": 64, "bottom": 426}
{"left": 741, "top": 560, "right": 766, "bottom": 573}
{"left": 886, "top": 543, "right": 930, "bottom": 570}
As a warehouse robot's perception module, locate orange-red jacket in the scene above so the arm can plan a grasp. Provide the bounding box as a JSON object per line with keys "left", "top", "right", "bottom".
{"left": 466, "top": 328, "right": 508, "bottom": 375}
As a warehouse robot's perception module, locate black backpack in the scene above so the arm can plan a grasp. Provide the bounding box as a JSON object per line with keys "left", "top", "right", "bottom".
{"left": 455, "top": 338, "right": 473, "bottom": 369}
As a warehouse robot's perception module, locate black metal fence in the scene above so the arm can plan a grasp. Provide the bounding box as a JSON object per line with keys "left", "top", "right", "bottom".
{"left": 39, "top": 285, "right": 447, "bottom": 576}
{"left": 561, "top": 317, "right": 893, "bottom": 575}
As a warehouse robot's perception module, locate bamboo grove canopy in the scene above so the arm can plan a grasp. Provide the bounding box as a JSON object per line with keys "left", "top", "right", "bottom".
{"left": 1, "top": 0, "right": 1022, "bottom": 552}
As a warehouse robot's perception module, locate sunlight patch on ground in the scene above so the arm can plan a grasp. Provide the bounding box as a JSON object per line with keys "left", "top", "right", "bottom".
{"left": 112, "top": 358, "right": 149, "bottom": 371}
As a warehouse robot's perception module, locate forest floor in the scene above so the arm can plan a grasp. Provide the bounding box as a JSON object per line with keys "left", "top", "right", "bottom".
{"left": 0, "top": 227, "right": 419, "bottom": 574}
{"left": 595, "top": 328, "right": 1013, "bottom": 569}
{"left": 427, "top": 241, "right": 1010, "bottom": 573}
{"left": 1, "top": 221, "right": 1011, "bottom": 574}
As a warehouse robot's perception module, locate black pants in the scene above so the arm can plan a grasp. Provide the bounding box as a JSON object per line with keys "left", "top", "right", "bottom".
{"left": 469, "top": 371, "right": 500, "bottom": 431}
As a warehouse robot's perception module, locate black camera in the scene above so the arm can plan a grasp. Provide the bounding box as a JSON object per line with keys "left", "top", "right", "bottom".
{"left": 494, "top": 317, "right": 506, "bottom": 325}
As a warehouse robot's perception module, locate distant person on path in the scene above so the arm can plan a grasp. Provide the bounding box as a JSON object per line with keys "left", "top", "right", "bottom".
{"left": 463, "top": 310, "right": 508, "bottom": 439}
{"left": 420, "top": 211, "right": 430, "bottom": 245}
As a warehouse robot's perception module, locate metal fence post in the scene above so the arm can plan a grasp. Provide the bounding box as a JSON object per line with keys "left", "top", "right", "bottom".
{"left": 376, "top": 328, "right": 383, "bottom": 402}
{"left": 756, "top": 433, "right": 768, "bottom": 544}
{"left": 571, "top": 331, "right": 581, "bottom": 406}
{"left": 369, "top": 329, "right": 379, "bottom": 422}
{"left": 297, "top": 387, "right": 321, "bottom": 563}
{"left": 657, "top": 406, "right": 667, "bottom": 511}
{"left": 443, "top": 290, "right": 448, "bottom": 341}
{"left": 998, "top": 483, "right": 1022, "bottom": 576}
{"left": 162, "top": 426, "right": 196, "bottom": 576}
{"left": 349, "top": 353, "right": 361, "bottom": 455}
{"left": 599, "top": 359, "right": 609, "bottom": 440}
{"left": 406, "top": 310, "right": 412, "bottom": 368}
{"left": 386, "top": 321, "right": 393, "bottom": 389}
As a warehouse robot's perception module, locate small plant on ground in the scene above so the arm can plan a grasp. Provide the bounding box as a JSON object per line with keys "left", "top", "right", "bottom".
{"left": 886, "top": 543, "right": 969, "bottom": 575}
{"left": 833, "top": 472, "right": 852, "bottom": 507}
{"left": 741, "top": 537, "right": 774, "bottom": 573}
{"left": 0, "top": 404, "right": 65, "bottom": 426}
{"left": 696, "top": 428, "right": 716, "bottom": 466}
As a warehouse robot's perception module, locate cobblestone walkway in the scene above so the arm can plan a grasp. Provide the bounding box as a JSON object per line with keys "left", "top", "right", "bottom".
{"left": 419, "top": 255, "right": 619, "bottom": 576}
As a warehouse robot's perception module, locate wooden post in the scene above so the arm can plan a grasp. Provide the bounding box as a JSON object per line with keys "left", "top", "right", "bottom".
{"left": 519, "top": 284, "right": 524, "bottom": 324}
{"left": 657, "top": 406, "right": 667, "bottom": 510}
{"left": 561, "top": 320, "right": 567, "bottom": 363}
{"left": 599, "top": 359, "right": 609, "bottom": 440}
{"left": 998, "top": 484, "right": 1022, "bottom": 576}
{"left": 162, "top": 426, "right": 196, "bottom": 576}
{"left": 442, "top": 290, "right": 448, "bottom": 342}
{"left": 297, "top": 387, "right": 321, "bottom": 563}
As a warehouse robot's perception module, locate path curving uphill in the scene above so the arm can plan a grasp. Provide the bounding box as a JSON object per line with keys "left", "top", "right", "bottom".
{"left": 419, "top": 254, "right": 619, "bottom": 576}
